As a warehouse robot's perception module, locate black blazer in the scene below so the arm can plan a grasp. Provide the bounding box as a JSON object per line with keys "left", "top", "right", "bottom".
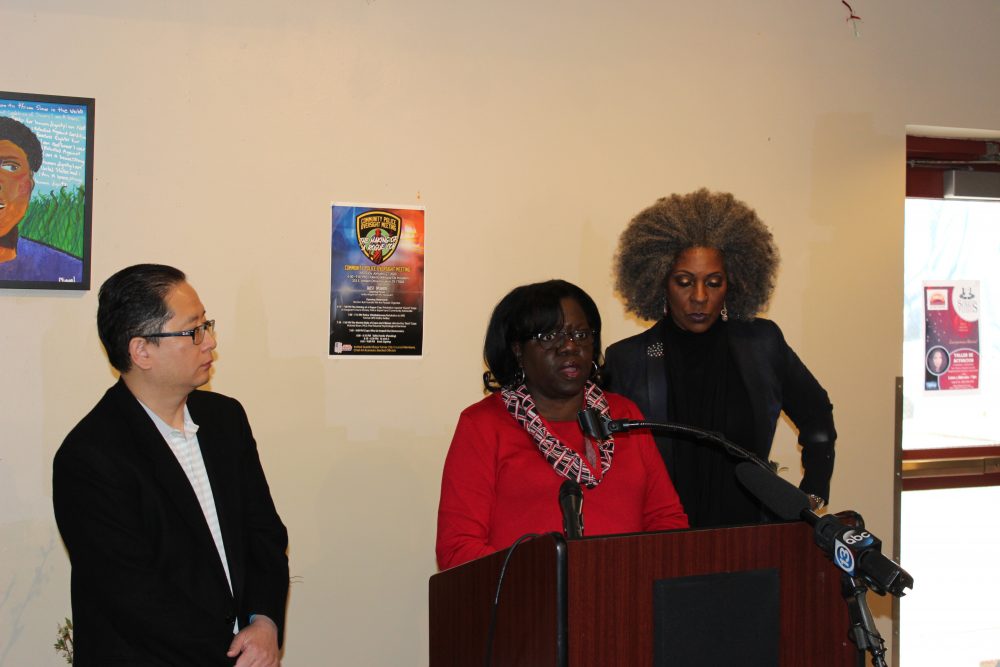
{"left": 603, "top": 318, "right": 836, "bottom": 501}
{"left": 53, "top": 380, "right": 289, "bottom": 666}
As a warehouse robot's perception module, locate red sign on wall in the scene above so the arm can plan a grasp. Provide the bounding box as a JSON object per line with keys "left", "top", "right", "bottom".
{"left": 924, "top": 281, "right": 980, "bottom": 391}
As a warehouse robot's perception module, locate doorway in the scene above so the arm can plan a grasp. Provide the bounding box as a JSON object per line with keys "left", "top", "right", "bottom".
{"left": 899, "top": 134, "right": 1000, "bottom": 667}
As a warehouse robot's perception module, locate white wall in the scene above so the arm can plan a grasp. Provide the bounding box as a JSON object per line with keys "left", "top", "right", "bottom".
{"left": 2, "top": 1, "right": 999, "bottom": 664}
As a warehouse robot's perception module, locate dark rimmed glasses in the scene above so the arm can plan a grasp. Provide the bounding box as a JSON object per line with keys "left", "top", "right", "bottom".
{"left": 145, "top": 320, "right": 216, "bottom": 345}
{"left": 530, "top": 328, "right": 596, "bottom": 351}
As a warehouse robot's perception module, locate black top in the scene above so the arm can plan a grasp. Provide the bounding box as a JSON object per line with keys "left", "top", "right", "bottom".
{"left": 604, "top": 317, "right": 836, "bottom": 529}
{"left": 661, "top": 319, "right": 764, "bottom": 526}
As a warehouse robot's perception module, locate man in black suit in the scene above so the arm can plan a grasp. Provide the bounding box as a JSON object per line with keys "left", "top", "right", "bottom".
{"left": 53, "top": 264, "right": 289, "bottom": 666}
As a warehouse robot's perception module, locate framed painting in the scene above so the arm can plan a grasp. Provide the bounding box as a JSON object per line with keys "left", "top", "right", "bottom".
{"left": 0, "top": 91, "right": 94, "bottom": 290}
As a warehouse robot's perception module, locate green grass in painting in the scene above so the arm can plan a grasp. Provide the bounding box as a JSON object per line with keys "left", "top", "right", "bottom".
{"left": 18, "top": 186, "right": 86, "bottom": 259}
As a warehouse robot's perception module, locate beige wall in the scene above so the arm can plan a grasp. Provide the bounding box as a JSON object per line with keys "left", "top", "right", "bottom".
{"left": 2, "top": 1, "right": 999, "bottom": 664}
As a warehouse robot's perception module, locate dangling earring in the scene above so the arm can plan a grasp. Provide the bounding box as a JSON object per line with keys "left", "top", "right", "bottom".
{"left": 513, "top": 367, "right": 525, "bottom": 386}
{"left": 590, "top": 361, "right": 600, "bottom": 381}
{"left": 663, "top": 299, "right": 669, "bottom": 317}
{"left": 721, "top": 303, "right": 729, "bottom": 322}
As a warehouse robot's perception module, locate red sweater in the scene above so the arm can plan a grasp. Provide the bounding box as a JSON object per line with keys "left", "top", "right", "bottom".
{"left": 436, "top": 392, "right": 689, "bottom": 570}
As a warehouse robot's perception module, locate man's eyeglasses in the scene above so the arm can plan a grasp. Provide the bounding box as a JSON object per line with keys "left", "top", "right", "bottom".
{"left": 145, "top": 320, "right": 216, "bottom": 345}
{"left": 531, "top": 329, "right": 596, "bottom": 351}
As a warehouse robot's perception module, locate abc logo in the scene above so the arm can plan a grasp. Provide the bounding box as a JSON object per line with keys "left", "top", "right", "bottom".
{"left": 842, "top": 530, "right": 873, "bottom": 548}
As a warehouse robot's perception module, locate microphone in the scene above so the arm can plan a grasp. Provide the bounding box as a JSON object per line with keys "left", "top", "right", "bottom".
{"left": 577, "top": 407, "right": 612, "bottom": 440}
{"left": 735, "top": 462, "right": 913, "bottom": 597}
{"left": 558, "top": 480, "right": 584, "bottom": 539}
{"left": 733, "top": 460, "right": 811, "bottom": 520}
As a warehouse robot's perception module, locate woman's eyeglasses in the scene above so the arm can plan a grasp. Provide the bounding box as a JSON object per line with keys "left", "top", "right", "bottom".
{"left": 531, "top": 329, "right": 596, "bottom": 350}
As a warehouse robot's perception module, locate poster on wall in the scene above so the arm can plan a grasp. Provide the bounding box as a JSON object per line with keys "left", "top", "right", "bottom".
{"left": 329, "top": 202, "right": 425, "bottom": 356}
{"left": 923, "top": 280, "right": 980, "bottom": 391}
{"left": 0, "top": 91, "right": 94, "bottom": 290}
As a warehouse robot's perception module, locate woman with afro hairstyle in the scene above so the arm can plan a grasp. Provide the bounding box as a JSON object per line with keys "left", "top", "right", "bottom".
{"left": 603, "top": 189, "right": 835, "bottom": 528}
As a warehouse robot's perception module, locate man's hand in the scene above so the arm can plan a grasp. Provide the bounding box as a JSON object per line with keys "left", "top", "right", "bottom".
{"left": 227, "top": 615, "right": 281, "bottom": 667}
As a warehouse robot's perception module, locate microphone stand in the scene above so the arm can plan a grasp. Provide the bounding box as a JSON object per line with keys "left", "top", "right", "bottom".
{"left": 830, "top": 511, "right": 889, "bottom": 667}
{"left": 842, "top": 572, "right": 888, "bottom": 667}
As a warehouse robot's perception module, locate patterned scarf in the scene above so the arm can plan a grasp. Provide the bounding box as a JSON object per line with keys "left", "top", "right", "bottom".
{"left": 501, "top": 381, "right": 615, "bottom": 488}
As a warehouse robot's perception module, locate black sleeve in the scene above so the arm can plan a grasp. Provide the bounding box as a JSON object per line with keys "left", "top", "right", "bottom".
{"left": 779, "top": 344, "right": 836, "bottom": 502}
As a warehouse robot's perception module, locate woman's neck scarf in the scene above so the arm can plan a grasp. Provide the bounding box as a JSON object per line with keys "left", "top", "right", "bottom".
{"left": 501, "top": 381, "right": 615, "bottom": 488}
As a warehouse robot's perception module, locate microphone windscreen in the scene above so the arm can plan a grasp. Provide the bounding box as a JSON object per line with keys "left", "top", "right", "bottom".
{"left": 576, "top": 408, "right": 606, "bottom": 440}
{"left": 559, "top": 479, "right": 582, "bottom": 501}
{"left": 735, "top": 462, "right": 810, "bottom": 521}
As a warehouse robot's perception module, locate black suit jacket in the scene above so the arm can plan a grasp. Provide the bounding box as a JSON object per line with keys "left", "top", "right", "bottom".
{"left": 603, "top": 318, "right": 836, "bottom": 502}
{"left": 53, "top": 380, "right": 289, "bottom": 666}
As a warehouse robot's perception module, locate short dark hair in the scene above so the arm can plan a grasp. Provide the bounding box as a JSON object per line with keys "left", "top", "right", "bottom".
{"left": 0, "top": 117, "right": 43, "bottom": 172}
{"left": 614, "top": 188, "right": 778, "bottom": 321}
{"left": 97, "top": 264, "right": 187, "bottom": 373}
{"left": 482, "top": 279, "right": 603, "bottom": 392}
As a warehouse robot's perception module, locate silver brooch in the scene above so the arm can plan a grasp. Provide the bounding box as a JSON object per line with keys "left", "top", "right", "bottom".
{"left": 647, "top": 342, "right": 663, "bottom": 358}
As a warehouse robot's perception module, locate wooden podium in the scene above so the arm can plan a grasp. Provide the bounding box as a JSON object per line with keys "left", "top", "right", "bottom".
{"left": 429, "top": 522, "right": 853, "bottom": 666}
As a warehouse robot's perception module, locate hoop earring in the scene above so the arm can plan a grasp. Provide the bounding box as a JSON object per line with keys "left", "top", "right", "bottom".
{"left": 590, "top": 361, "right": 600, "bottom": 381}
{"left": 512, "top": 368, "right": 525, "bottom": 386}
{"left": 721, "top": 303, "right": 729, "bottom": 322}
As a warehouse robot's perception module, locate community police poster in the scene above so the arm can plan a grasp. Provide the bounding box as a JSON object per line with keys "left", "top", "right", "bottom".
{"left": 923, "top": 280, "right": 980, "bottom": 391}
{"left": 329, "top": 203, "right": 425, "bottom": 357}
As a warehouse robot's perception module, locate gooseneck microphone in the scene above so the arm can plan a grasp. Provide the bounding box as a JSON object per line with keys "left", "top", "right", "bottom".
{"left": 577, "top": 407, "right": 773, "bottom": 473}
{"left": 734, "top": 462, "right": 913, "bottom": 598}
{"left": 558, "top": 479, "right": 584, "bottom": 539}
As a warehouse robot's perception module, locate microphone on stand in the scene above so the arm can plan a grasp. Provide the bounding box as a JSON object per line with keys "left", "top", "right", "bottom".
{"left": 559, "top": 480, "right": 584, "bottom": 539}
{"left": 577, "top": 407, "right": 774, "bottom": 472}
{"left": 734, "top": 462, "right": 913, "bottom": 598}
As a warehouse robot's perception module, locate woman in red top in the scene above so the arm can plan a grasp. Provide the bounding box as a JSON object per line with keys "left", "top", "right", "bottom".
{"left": 435, "top": 280, "right": 688, "bottom": 570}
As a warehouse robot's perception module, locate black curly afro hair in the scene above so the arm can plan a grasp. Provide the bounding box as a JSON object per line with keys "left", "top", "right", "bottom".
{"left": 614, "top": 188, "right": 779, "bottom": 321}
